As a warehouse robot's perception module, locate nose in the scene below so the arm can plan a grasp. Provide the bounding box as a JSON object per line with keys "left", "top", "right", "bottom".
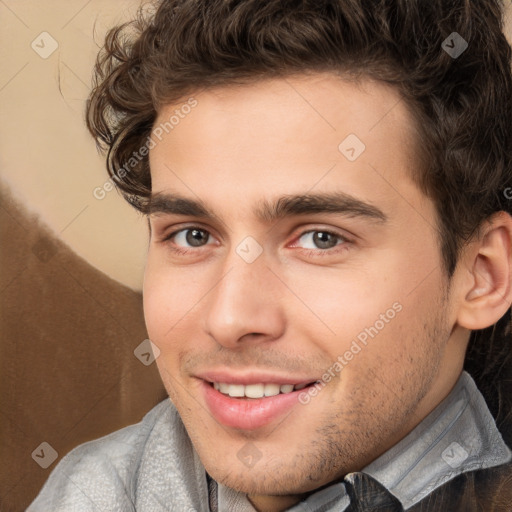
{"left": 202, "top": 251, "right": 286, "bottom": 348}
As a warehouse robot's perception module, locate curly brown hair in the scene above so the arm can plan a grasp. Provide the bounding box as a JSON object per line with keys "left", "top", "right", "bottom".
{"left": 85, "top": 0, "right": 512, "bottom": 452}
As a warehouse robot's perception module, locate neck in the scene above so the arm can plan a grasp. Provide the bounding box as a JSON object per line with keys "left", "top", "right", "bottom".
{"left": 248, "top": 493, "right": 306, "bottom": 512}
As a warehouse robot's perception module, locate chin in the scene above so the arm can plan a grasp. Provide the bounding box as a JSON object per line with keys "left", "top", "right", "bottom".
{"left": 214, "top": 470, "right": 295, "bottom": 495}
{"left": 202, "top": 453, "right": 328, "bottom": 496}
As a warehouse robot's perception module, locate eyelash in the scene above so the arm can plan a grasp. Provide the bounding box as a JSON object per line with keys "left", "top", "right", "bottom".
{"left": 160, "top": 226, "right": 352, "bottom": 258}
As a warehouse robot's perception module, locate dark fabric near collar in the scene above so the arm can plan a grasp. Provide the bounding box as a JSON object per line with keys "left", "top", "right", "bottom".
{"left": 341, "top": 464, "right": 512, "bottom": 512}
{"left": 408, "top": 462, "right": 512, "bottom": 512}
{"left": 344, "top": 473, "right": 404, "bottom": 511}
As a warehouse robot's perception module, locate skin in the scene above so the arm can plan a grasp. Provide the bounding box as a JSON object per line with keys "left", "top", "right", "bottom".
{"left": 143, "top": 74, "right": 512, "bottom": 512}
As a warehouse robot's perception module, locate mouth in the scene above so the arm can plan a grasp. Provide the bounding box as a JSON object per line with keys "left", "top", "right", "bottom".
{"left": 211, "top": 381, "right": 316, "bottom": 398}
{"left": 199, "top": 376, "right": 320, "bottom": 430}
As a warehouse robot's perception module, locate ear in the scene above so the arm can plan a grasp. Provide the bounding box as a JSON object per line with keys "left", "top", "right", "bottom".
{"left": 456, "top": 211, "right": 512, "bottom": 330}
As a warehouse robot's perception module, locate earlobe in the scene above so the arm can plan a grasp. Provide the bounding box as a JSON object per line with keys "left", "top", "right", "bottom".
{"left": 457, "top": 212, "right": 512, "bottom": 331}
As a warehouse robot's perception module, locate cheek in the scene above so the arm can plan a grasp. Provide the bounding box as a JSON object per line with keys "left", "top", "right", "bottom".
{"left": 143, "top": 254, "right": 207, "bottom": 341}
{"left": 143, "top": 261, "right": 205, "bottom": 398}
{"left": 283, "top": 257, "right": 445, "bottom": 370}
{"left": 282, "top": 264, "right": 399, "bottom": 346}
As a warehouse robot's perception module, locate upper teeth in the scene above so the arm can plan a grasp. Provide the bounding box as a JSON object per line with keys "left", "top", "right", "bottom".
{"left": 213, "top": 382, "right": 308, "bottom": 398}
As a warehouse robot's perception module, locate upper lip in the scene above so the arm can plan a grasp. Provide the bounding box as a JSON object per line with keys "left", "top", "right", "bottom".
{"left": 196, "top": 369, "right": 319, "bottom": 386}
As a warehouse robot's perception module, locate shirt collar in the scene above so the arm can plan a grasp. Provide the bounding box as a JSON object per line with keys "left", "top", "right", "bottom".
{"left": 216, "top": 371, "right": 511, "bottom": 511}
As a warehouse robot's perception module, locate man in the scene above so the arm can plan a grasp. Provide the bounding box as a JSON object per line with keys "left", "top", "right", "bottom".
{"left": 28, "top": 0, "right": 512, "bottom": 510}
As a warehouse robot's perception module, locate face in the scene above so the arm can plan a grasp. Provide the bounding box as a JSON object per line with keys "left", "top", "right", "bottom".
{"left": 144, "top": 74, "right": 464, "bottom": 500}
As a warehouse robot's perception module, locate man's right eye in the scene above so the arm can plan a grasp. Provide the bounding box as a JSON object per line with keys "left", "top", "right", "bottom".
{"left": 168, "top": 228, "right": 213, "bottom": 248}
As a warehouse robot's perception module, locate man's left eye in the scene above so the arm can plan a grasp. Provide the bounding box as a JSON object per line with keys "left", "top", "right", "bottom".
{"left": 296, "top": 230, "right": 345, "bottom": 250}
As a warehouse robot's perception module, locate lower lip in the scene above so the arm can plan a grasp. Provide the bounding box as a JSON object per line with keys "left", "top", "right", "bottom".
{"left": 201, "top": 381, "right": 306, "bottom": 430}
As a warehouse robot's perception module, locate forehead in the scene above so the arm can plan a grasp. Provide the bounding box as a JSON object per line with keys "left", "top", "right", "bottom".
{"left": 148, "top": 73, "right": 426, "bottom": 220}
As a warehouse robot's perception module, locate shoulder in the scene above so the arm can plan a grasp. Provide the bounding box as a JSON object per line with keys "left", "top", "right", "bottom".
{"left": 27, "top": 400, "right": 177, "bottom": 512}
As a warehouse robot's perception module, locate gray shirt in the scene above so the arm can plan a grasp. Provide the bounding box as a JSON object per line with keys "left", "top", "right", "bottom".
{"left": 28, "top": 372, "right": 511, "bottom": 511}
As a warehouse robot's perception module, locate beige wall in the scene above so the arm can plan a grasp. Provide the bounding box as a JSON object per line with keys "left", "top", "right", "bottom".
{"left": 1, "top": 1, "right": 511, "bottom": 292}
{"left": 0, "top": 1, "right": 147, "bottom": 291}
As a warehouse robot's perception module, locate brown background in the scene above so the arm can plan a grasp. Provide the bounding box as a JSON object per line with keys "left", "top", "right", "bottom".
{"left": 0, "top": 2, "right": 164, "bottom": 509}
{"left": 0, "top": 185, "right": 167, "bottom": 511}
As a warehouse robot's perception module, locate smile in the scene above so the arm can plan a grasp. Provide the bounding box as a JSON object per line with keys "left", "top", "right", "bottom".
{"left": 212, "top": 381, "right": 313, "bottom": 399}
{"left": 201, "top": 378, "right": 320, "bottom": 430}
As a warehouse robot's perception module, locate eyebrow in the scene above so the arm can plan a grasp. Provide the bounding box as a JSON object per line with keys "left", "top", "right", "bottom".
{"left": 149, "top": 193, "right": 213, "bottom": 217}
{"left": 256, "top": 192, "right": 387, "bottom": 223}
{"left": 148, "top": 191, "right": 387, "bottom": 224}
